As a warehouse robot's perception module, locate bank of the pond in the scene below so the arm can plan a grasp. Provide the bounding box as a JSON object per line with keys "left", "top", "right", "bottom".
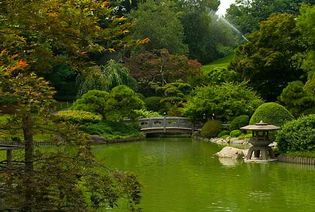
{"left": 193, "top": 135, "right": 315, "bottom": 165}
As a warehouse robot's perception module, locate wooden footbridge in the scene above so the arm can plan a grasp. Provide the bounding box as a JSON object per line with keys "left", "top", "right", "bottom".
{"left": 138, "top": 117, "right": 197, "bottom": 135}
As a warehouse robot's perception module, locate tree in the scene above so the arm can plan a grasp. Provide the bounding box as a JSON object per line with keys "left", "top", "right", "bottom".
{"left": 0, "top": 0, "right": 136, "bottom": 74}
{"left": 279, "top": 81, "right": 315, "bottom": 116}
{"left": 125, "top": 49, "right": 202, "bottom": 94}
{"left": 226, "top": 0, "right": 315, "bottom": 34}
{"left": 0, "top": 52, "right": 141, "bottom": 210}
{"left": 131, "top": 0, "right": 188, "bottom": 54}
{"left": 297, "top": 5, "right": 315, "bottom": 92}
{"left": 183, "top": 83, "right": 263, "bottom": 121}
{"left": 105, "top": 85, "right": 145, "bottom": 121}
{"left": 71, "top": 90, "right": 109, "bottom": 119}
{"left": 78, "top": 60, "right": 137, "bottom": 95}
{"left": 178, "top": 1, "right": 239, "bottom": 63}
{"left": 230, "top": 13, "right": 305, "bottom": 100}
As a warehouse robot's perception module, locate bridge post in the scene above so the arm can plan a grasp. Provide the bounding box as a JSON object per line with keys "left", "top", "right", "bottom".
{"left": 6, "top": 149, "right": 12, "bottom": 166}
{"left": 163, "top": 116, "right": 166, "bottom": 133}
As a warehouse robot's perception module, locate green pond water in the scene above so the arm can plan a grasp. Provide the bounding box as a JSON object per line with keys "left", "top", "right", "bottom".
{"left": 93, "top": 138, "right": 315, "bottom": 212}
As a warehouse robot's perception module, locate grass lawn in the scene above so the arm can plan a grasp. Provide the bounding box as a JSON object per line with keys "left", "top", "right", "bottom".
{"left": 201, "top": 54, "right": 234, "bottom": 74}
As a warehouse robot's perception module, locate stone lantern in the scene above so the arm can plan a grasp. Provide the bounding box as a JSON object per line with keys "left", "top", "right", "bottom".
{"left": 241, "top": 121, "right": 280, "bottom": 162}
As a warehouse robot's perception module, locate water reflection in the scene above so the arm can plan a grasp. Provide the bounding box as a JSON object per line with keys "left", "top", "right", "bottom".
{"left": 218, "top": 157, "right": 241, "bottom": 167}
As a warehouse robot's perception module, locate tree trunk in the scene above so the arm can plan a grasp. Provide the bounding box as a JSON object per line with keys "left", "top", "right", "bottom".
{"left": 22, "top": 114, "right": 34, "bottom": 211}
{"left": 23, "top": 114, "right": 34, "bottom": 173}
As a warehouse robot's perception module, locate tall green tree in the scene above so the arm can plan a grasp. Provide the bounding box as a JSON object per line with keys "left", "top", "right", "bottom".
{"left": 131, "top": 0, "right": 188, "bottom": 54}
{"left": 226, "top": 0, "right": 315, "bottom": 34}
{"left": 230, "top": 13, "right": 305, "bottom": 100}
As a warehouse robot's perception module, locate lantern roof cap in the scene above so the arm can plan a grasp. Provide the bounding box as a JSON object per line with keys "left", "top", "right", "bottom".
{"left": 240, "top": 120, "right": 280, "bottom": 131}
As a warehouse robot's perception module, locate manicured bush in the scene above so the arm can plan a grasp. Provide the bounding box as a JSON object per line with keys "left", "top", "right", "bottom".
{"left": 230, "top": 130, "right": 242, "bottom": 137}
{"left": 229, "top": 115, "right": 249, "bottom": 130}
{"left": 250, "top": 102, "right": 294, "bottom": 126}
{"left": 200, "top": 120, "right": 222, "bottom": 138}
{"left": 54, "top": 110, "right": 102, "bottom": 123}
{"left": 144, "top": 96, "right": 163, "bottom": 112}
{"left": 184, "top": 83, "right": 263, "bottom": 121}
{"left": 276, "top": 114, "right": 315, "bottom": 153}
{"left": 71, "top": 90, "right": 109, "bottom": 118}
{"left": 218, "top": 130, "right": 230, "bottom": 138}
{"left": 81, "top": 121, "right": 141, "bottom": 140}
{"left": 134, "top": 109, "right": 161, "bottom": 118}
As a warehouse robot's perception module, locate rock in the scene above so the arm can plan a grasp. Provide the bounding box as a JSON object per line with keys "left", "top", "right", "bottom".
{"left": 215, "top": 146, "right": 245, "bottom": 159}
{"left": 90, "top": 135, "right": 107, "bottom": 143}
{"left": 210, "top": 138, "right": 229, "bottom": 145}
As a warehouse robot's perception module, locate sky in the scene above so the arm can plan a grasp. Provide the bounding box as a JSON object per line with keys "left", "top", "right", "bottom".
{"left": 216, "top": 0, "right": 236, "bottom": 16}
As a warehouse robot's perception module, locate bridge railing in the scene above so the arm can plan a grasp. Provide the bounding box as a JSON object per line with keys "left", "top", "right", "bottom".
{"left": 138, "top": 117, "right": 193, "bottom": 130}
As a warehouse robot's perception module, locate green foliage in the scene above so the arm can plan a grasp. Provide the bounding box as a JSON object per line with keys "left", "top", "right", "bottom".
{"left": 304, "top": 74, "right": 315, "bottom": 95}
{"left": 226, "top": 0, "right": 315, "bottom": 34}
{"left": 297, "top": 5, "right": 315, "bottom": 81}
{"left": 218, "top": 130, "right": 230, "bottom": 138}
{"left": 180, "top": 9, "right": 238, "bottom": 63}
{"left": 45, "top": 65, "right": 77, "bottom": 101}
{"left": 276, "top": 114, "right": 315, "bottom": 153}
{"left": 279, "top": 81, "right": 315, "bottom": 116}
{"left": 131, "top": 0, "right": 188, "bottom": 54}
{"left": 230, "top": 13, "right": 304, "bottom": 100}
{"left": 0, "top": 53, "right": 141, "bottom": 210}
{"left": 283, "top": 151, "right": 315, "bottom": 158}
{"left": 184, "top": 83, "right": 263, "bottom": 121}
{"left": 81, "top": 121, "right": 141, "bottom": 140}
{"left": 105, "top": 85, "right": 145, "bottom": 121}
{"left": 0, "top": 0, "right": 135, "bottom": 74}
{"left": 230, "top": 130, "right": 242, "bottom": 137}
{"left": 71, "top": 90, "right": 109, "bottom": 119}
{"left": 78, "top": 60, "right": 137, "bottom": 95}
{"left": 250, "top": 102, "right": 294, "bottom": 126}
{"left": 133, "top": 109, "right": 161, "bottom": 118}
{"left": 200, "top": 120, "right": 222, "bottom": 138}
{"left": 144, "top": 96, "right": 164, "bottom": 112}
{"left": 230, "top": 115, "right": 249, "bottom": 130}
{"left": 206, "top": 68, "right": 241, "bottom": 85}
{"left": 54, "top": 110, "right": 102, "bottom": 124}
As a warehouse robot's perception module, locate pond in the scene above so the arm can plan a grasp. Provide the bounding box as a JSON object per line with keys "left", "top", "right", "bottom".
{"left": 93, "top": 137, "right": 315, "bottom": 212}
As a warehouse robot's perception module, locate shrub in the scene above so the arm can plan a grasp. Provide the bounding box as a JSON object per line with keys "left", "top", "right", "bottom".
{"left": 250, "top": 102, "right": 294, "bottom": 126}
{"left": 230, "top": 130, "right": 242, "bottom": 137}
{"left": 218, "top": 130, "right": 230, "bottom": 138}
{"left": 81, "top": 121, "right": 141, "bottom": 140}
{"left": 276, "top": 114, "right": 315, "bottom": 153}
{"left": 144, "top": 96, "right": 163, "bottom": 112}
{"left": 279, "top": 81, "right": 315, "bottom": 117}
{"left": 133, "top": 109, "right": 161, "bottom": 118}
{"left": 229, "top": 115, "right": 249, "bottom": 130}
{"left": 184, "top": 83, "right": 263, "bottom": 121}
{"left": 54, "top": 110, "right": 102, "bottom": 123}
{"left": 71, "top": 90, "right": 109, "bottom": 118}
{"left": 200, "top": 120, "right": 222, "bottom": 138}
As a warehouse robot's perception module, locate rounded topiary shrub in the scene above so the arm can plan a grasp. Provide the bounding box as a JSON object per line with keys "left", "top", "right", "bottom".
{"left": 250, "top": 102, "right": 294, "bottom": 126}
{"left": 230, "top": 130, "right": 242, "bottom": 137}
{"left": 144, "top": 96, "right": 163, "bottom": 112}
{"left": 218, "top": 130, "right": 230, "bottom": 138}
{"left": 200, "top": 120, "right": 222, "bottom": 138}
{"left": 230, "top": 115, "right": 249, "bottom": 130}
{"left": 276, "top": 114, "right": 315, "bottom": 153}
